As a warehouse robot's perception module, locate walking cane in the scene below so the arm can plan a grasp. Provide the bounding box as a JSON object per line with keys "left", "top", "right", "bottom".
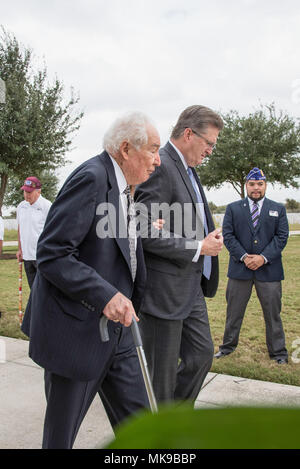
{"left": 99, "top": 315, "right": 158, "bottom": 413}
{"left": 18, "top": 261, "right": 23, "bottom": 325}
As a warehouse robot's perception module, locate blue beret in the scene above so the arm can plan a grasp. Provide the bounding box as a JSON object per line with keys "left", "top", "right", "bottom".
{"left": 246, "top": 167, "right": 266, "bottom": 181}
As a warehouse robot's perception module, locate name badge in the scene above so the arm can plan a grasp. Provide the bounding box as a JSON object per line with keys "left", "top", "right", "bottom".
{"left": 269, "top": 210, "right": 278, "bottom": 217}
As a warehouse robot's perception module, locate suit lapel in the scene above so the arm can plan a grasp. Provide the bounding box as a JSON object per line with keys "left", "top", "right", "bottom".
{"left": 100, "top": 152, "right": 132, "bottom": 273}
{"left": 136, "top": 235, "right": 146, "bottom": 283}
{"left": 242, "top": 197, "right": 270, "bottom": 234}
{"left": 164, "top": 142, "right": 198, "bottom": 207}
{"left": 163, "top": 142, "right": 215, "bottom": 234}
{"left": 255, "top": 197, "right": 269, "bottom": 233}
{"left": 242, "top": 198, "right": 255, "bottom": 234}
{"left": 192, "top": 168, "right": 215, "bottom": 232}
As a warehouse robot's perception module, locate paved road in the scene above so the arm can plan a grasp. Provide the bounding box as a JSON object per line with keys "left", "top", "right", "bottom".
{"left": 1, "top": 336, "right": 300, "bottom": 449}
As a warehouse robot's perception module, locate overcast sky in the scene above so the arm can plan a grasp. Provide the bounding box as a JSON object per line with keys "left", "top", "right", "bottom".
{"left": 1, "top": 0, "right": 300, "bottom": 208}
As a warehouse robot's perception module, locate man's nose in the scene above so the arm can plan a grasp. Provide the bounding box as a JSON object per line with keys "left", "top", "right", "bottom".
{"left": 154, "top": 151, "right": 161, "bottom": 166}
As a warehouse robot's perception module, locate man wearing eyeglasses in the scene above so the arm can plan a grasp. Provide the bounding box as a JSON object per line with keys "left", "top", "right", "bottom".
{"left": 16, "top": 177, "right": 51, "bottom": 288}
{"left": 135, "top": 105, "right": 224, "bottom": 403}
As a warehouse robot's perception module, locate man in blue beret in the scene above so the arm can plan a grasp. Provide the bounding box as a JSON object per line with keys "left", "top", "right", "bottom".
{"left": 215, "top": 167, "right": 289, "bottom": 364}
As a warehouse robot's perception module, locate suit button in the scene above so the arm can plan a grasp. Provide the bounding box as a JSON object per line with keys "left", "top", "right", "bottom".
{"left": 114, "top": 327, "right": 121, "bottom": 334}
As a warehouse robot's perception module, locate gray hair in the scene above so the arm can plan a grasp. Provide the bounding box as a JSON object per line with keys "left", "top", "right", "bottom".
{"left": 103, "top": 111, "right": 153, "bottom": 154}
{"left": 171, "top": 105, "right": 224, "bottom": 139}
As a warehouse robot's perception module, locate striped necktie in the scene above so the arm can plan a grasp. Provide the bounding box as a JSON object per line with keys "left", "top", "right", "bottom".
{"left": 187, "top": 167, "right": 211, "bottom": 280}
{"left": 251, "top": 202, "right": 259, "bottom": 228}
{"left": 123, "top": 185, "right": 137, "bottom": 281}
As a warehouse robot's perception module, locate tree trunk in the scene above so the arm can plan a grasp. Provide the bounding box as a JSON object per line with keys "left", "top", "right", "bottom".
{"left": 240, "top": 183, "right": 245, "bottom": 199}
{"left": 0, "top": 173, "right": 8, "bottom": 217}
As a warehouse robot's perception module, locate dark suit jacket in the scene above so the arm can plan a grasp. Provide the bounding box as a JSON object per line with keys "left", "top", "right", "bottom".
{"left": 223, "top": 197, "right": 289, "bottom": 282}
{"left": 135, "top": 142, "right": 219, "bottom": 321}
{"left": 21, "top": 152, "right": 146, "bottom": 381}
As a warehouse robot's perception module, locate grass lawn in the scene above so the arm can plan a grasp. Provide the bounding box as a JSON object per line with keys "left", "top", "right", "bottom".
{"left": 0, "top": 232, "right": 299, "bottom": 386}
{"left": 208, "top": 235, "right": 300, "bottom": 386}
{"left": 2, "top": 229, "right": 18, "bottom": 241}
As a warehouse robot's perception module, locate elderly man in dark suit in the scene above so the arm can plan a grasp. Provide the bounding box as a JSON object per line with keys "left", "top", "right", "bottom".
{"left": 21, "top": 112, "right": 161, "bottom": 448}
{"left": 215, "top": 167, "right": 289, "bottom": 364}
{"left": 135, "top": 105, "right": 224, "bottom": 403}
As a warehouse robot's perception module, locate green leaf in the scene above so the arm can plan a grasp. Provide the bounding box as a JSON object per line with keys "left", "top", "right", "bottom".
{"left": 106, "top": 404, "right": 300, "bottom": 449}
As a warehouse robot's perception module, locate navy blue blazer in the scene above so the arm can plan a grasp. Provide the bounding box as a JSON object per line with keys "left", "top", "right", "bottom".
{"left": 223, "top": 197, "right": 289, "bottom": 282}
{"left": 21, "top": 152, "right": 146, "bottom": 381}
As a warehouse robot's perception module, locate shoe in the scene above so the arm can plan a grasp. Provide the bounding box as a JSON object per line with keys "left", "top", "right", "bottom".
{"left": 276, "top": 358, "right": 288, "bottom": 365}
{"left": 214, "top": 351, "right": 228, "bottom": 359}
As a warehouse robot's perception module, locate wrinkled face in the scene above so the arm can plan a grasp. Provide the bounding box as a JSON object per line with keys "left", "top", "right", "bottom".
{"left": 23, "top": 189, "right": 41, "bottom": 205}
{"left": 246, "top": 180, "right": 267, "bottom": 201}
{"left": 184, "top": 125, "right": 219, "bottom": 167}
{"left": 123, "top": 124, "right": 161, "bottom": 185}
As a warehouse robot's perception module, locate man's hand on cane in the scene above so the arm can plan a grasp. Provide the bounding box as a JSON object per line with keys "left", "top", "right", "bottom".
{"left": 103, "top": 292, "right": 139, "bottom": 327}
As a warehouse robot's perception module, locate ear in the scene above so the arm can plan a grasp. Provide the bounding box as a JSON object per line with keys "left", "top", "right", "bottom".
{"left": 119, "top": 141, "right": 130, "bottom": 160}
{"left": 183, "top": 127, "right": 193, "bottom": 142}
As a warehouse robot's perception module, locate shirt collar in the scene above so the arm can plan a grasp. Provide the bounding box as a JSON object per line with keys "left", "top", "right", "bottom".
{"left": 247, "top": 196, "right": 265, "bottom": 209}
{"left": 108, "top": 155, "right": 127, "bottom": 194}
{"left": 26, "top": 194, "right": 42, "bottom": 209}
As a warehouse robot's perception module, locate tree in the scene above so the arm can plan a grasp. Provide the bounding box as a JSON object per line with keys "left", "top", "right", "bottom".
{"left": 285, "top": 198, "right": 300, "bottom": 212}
{"left": 0, "top": 77, "right": 5, "bottom": 103}
{"left": 3, "top": 169, "right": 60, "bottom": 208}
{"left": 0, "top": 27, "right": 83, "bottom": 215}
{"left": 198, "top": 104, "right": 300, "bottom": 199}
{"left": 208, "top": 201, "right": 218, "bottom": 213}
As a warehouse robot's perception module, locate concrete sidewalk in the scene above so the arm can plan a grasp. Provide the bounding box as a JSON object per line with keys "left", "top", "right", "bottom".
{"left": 1, "top": 335, "right": 300, "bottom": 449}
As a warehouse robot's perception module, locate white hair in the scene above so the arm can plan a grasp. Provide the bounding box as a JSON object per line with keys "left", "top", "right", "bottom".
{"left": 103, "top": 111, "right": 153, "bottom": 154}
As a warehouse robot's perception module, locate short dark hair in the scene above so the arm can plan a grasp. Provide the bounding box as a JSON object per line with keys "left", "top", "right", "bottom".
{"left": 171, "top": 105, "right": 224, "bottom": 139}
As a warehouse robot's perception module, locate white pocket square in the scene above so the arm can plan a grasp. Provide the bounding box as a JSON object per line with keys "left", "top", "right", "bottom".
{"left": 269, "top": 210, "right": 278, "bottom": 217}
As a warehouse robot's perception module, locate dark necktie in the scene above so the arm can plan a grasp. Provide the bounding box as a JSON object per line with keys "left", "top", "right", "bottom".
{"left": 251, "top": 202, "right": 259, "bottom": 228}
{"left": 187, "top": 167, "right": 211, "bottom": 280}
{"left": 124, "top": 185, "right": 137, "bottom": 281}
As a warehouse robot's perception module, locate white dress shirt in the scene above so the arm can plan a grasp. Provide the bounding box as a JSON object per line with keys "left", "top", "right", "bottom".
{"left": 109, "top": 155, "right": 128, "bottom": 218}
{"left": 109, "top": 155, "right": 137, "bottom": 249}
{"left": 168, "top": 140, "right": 203, "bottom": 262}
{"left": 248, "top": 196, "right": 265, "bottom": 216}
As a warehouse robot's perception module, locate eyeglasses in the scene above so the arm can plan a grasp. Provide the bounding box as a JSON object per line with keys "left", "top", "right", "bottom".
{"left": 189, "top": 128, "right": 217, "bottom": 150}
